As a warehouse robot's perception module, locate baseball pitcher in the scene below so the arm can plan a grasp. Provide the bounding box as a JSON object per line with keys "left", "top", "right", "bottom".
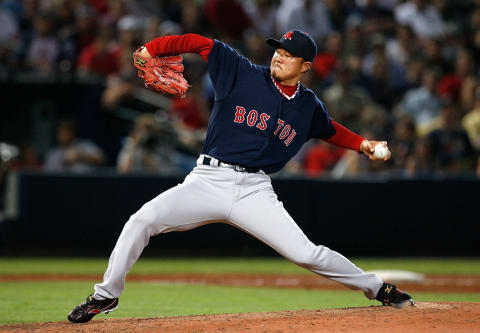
{"left": 68, "top": 30, "right": 413, "bottom": 323}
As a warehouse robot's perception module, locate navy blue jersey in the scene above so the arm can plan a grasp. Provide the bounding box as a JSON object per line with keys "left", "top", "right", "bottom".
{"left": 202, "top": 40, "right": 335, "bottom": 174}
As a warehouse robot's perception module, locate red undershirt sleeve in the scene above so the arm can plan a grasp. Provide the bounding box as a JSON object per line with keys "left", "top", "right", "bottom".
{"left": 324, "top": 119, "right": 365, "bottom": 152}
{"left": 144, "top": 33, "right": 214, "bottom": 62}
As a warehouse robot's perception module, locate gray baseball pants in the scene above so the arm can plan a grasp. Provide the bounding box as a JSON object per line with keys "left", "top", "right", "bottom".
{"left": 94, "top": 155, "right": 383, "bottom": 300}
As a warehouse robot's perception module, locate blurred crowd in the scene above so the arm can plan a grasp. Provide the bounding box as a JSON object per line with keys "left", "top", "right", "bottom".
{"left": 1, "top": 0, "right": 480, "bottom": 178}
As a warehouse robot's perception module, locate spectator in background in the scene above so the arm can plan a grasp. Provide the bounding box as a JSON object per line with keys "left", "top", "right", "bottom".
{"left": 117, "top": 113, "right": 196, "bottom": 174}
{"left": 390, "top": 114, "right": 417, "bottom": 171}
{"left": 323, "top": 63, "right": 371, "bottom": 133}
{"left": 0, "top": 1, "right": 20, "bottom": 73}
{"left": 342, "top": 14, "right": 368, "bottom": 66}
{"left": 363, "top": 55, "right": 395, "bottom": 108}
{"left": 286, "top": 0, "right": 331, "bottom": 42}
{"left": 98, "top": 0, "right": 128, "bottom": 29}
{"left": 101, "top": 44, "right": 137, "bottom": 111}
{"left": 355, "top": 0, "right": 396, "bottom": 35}
{"left": 405, "top": 136, "right": 433, "bottom": 175}
{"left": 102, "top": 17, "right": 183, "bottom": 111}
{"left": 275, "top": 0, "right": 301, "bottom": 34}
{"left": 244, "top": 30, "right": 270, "bottom": 65}
{"left": 142, "top": 17, "right": 161, "bottom": 44}
{"left": 357, "top": 103, "right": 390, "bottom": 139}
{"left": 421, "top": 38, "right": 448, "bottom": 73}
{"left": 402, "top": 57, "right": 425, "bottom": 89}
{"left": 128, "top": 0, "right": 164, "bottom": 19}
{"left": 385, "top": 24, "right": 415, "bottom": 67}
{"left": 0, "top": 142, "right": 18, "bottom": 222}
{"left": 44, "top": 118, "right": 105, "bottom": 173}
{"left": 19, "top": 0, "right": 39, "bottom": 44}
{"left": 302, "top": 140, "right": 345, "bottom": 177}
{"left": 142, "top": 18, "right": 183, "bottom": 44}
{"left": 181, "top": 0, "right": 207, "bottom": 36}
{"left": 477, "top": 156, "right": 480, "bottom": 177}
{"left": 425, "top": 101, "right": 476, "bottom": 173}
{"left": 394, "top": 0, "right": 445, "bottom": 39}
{"left": 300, "top": 63, "right": 323, "bottom": 96}
{"left": 10, "top": 142, "right": 40, "bottom": 170}
{"left": 437, "top": 49, "right": 474, "bottom": 103}
{"left": 325, "top": 0, "right": 351, "bottom": 32}
{"left": 242, "top": 0, "right": 279, "bottom": 38}
{"left": 399, "top": 67, "right": 442, "bottom": 135}
{"left": 361, "top": 33, "right": 405, "bottom": 107}
{"left": 77, "top": 30, "right": 120, "bottom": 77}
{"left": 362, "top": 33, "right": 387, "bottom": 76}
{"left": 205, "top": 0, "right": 250, "bottom": 40}
{"left": 171, "top": 84, "right": 209, "bottom": 131}
{"left": 312, "top": 31, "right": 343, "bottom": 81}
{"left": 0, "top": 1, "right": 19, "bottom": 45}
{"left": 468, "top": 9, "right": 480, "bottom": 68}
{"left": 54, "top": 0, "right": 78, "bottom": 73}
{"left": 117, "top": 113, "right": 171, "bottom": 174}
{"left": 73, "top": 4, "right": 98, "bottom": 53}
{"left": 105, "top": 14, "right": 143, "bottom": 74}
{"left": 26, "top": 12, "right": 58, "bottom": 74}
{"left": 459, "top": 75, "right": 478, "bottom": 114}
{"left": 115, "top": 15, "right": 143, "bottom": 50}
{"left": 462, "top": 85, "right": 480, "bottom": 151}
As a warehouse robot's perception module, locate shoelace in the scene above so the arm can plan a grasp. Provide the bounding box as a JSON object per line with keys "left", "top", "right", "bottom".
{"left": 76, "top": 296, "right": 97, "bottom": 311}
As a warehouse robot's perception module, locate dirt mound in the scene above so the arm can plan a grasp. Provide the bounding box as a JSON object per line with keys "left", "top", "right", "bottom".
{"left": 1, "top": 302, "right": 479, "bottom": 333}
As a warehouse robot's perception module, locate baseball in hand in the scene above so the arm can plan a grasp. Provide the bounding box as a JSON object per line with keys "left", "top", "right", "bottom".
{"left": 374, "top": 144, "right": 389, "bottom": 159}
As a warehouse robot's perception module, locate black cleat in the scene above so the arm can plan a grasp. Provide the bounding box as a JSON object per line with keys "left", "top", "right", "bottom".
{"left": 376, "top": 282, "right": 415, "bottom": 308}
{"left": 68, "top": 294, "right": 119, "bottom": 323}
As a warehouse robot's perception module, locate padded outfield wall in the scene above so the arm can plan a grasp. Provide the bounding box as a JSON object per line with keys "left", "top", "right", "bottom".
{"left": 0, "top": 171, "right": 478, "bottom": 257}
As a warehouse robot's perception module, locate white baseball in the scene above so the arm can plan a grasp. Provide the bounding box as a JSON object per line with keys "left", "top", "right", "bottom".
{"left": 374, "top": 144, "right": 389, "bottom": 159}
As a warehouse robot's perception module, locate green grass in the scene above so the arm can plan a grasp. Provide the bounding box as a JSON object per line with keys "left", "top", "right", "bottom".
{"left": 1, "top": 281, "right": 480, "bottom": 325}
{"left": 1, "top": 257, "right": 479, "bottom": 325}
{"left": 1, "top": 257, "right": 480, "bottom": 275}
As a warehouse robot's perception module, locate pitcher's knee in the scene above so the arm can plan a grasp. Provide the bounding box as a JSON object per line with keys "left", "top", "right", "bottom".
{"left": 126, "top": 202, "right": 167, "bottom": 235}
{"left": 290, "top": 245, "right": 325, "bottom": 267}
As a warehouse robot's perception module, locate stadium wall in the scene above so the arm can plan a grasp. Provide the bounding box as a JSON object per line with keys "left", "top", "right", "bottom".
{"left": 0, "top": 171, "right": 478, "bottom": 257}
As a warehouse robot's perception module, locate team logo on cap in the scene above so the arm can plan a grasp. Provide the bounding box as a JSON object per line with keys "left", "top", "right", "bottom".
{"left": 283, "top": 31, "right": 293, "bottom": 40}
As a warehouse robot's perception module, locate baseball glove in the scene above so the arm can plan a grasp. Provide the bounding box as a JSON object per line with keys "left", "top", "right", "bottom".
{"left": 133, "top": 47, "right": 190, "bottom": 98}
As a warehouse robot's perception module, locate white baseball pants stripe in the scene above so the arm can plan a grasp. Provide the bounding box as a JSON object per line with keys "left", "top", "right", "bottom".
{"left": 94, "top": 158, "right": 383, "bottom": 300}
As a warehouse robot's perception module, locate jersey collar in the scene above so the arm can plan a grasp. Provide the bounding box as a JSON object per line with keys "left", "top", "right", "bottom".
{"left": 270, "top": 75, "right": 300, "bottom": 100}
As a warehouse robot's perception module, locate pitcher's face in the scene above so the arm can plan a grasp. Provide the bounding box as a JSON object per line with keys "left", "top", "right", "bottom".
{"left": 270, "top": 48, "right": 310, "bottom": 84}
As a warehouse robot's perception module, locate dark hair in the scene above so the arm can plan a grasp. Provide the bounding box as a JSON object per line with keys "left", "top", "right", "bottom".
{"left": 58, "top": 118, "right": 77, "bottom": 133}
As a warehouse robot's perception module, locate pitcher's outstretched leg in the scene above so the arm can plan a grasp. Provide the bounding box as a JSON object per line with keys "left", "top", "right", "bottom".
{"left": 68, "top": 168, "right": 231, "bottom": 323}
{"left": 228, "top": 186, "right": 383, "bottom": 300}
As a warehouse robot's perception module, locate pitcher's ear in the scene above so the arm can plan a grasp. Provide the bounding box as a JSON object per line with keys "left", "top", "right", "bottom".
{"left": 301, "top": 61, "right": 312, "bottom": 74}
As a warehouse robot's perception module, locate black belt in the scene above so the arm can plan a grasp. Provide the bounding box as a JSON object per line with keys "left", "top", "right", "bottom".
{"left": 202, "top": 157, "right": 260, "bottom": 173}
